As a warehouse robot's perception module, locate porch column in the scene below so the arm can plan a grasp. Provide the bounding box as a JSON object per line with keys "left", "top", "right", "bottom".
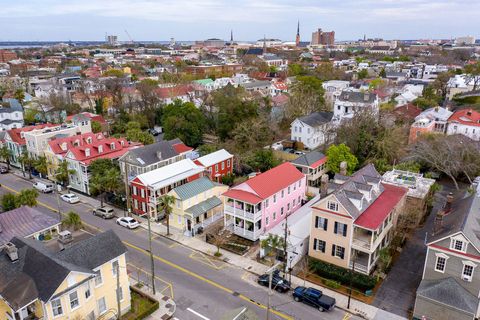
{"left": 367, "top": 253, "right": 372, "bottom": 273}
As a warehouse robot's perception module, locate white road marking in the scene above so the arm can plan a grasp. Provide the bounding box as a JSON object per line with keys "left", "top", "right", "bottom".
{"left": 187, "top": 308, "right": 210, "bottom": 320}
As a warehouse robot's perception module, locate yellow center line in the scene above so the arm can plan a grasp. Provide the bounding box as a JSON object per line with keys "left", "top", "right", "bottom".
{"left": 1, "top": 183, "right": 292, "bottom": 320}
{"left": 124, "top": 241, "right": 293, "bottom": 320}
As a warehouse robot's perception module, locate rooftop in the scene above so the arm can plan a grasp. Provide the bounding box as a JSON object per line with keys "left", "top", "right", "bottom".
{"left": 195, "top": 149, "right": 233, "bottom": 168}
{"left": 382, "top": 169, "right": 436, "bottom": 199}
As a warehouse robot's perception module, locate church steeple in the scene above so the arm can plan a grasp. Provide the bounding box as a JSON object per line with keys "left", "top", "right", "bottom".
{"left": 263, "top": 34, "right": 266, "bottom": 55}
{"left": 230, "top": 29, "right": 233, "bottom": 42}
{"left": 295, "top": 20, "right": 300, "bottom": 47}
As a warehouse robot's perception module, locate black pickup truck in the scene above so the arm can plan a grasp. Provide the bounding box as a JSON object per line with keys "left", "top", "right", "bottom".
{"left": 292, "top": 286, "right": 336, "bottom": 312}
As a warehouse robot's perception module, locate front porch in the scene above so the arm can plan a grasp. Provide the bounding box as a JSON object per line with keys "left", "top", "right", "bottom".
{"left": 349, "top": 249, "right": 380, "bottom": 275}
{"left": 224, "top": 215, "right": 263, "bottom": 241}
{"left": 183, "top": 197, "right": 224, "bottom": 237}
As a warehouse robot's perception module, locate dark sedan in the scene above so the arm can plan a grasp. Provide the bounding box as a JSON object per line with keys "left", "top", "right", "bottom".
{"left": 257, "top": 270, "right": 291, "bottom": 293}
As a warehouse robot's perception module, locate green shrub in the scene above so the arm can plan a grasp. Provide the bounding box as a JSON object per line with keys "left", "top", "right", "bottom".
{"left": 324, "top": 279, "right": 341, "bottom": 289}
{"left": 44, "top": 234, "right": 52, "bottom": 241}
{"left": 309, "top": 258, "right": 377, "bottom": 292}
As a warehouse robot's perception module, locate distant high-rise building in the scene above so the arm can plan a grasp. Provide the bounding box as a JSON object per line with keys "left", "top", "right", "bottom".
{"left": 296, "top": 20, "right": 300, "bottom": 47}
{"left": 311, "top": 28, "right": 335, "bottom": 46}
{"left": 455, "top": 36, "right": 476, "bottom": 46}
{"left": 230, "top": 30, "right": 233, "bottom": 42}
{"left": 106, "top": 35, "right": 118, "bottom": 46}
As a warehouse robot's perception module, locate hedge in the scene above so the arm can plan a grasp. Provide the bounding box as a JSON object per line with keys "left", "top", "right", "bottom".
{"left": 309, "top": 258, "right": 377, "bottom": 292}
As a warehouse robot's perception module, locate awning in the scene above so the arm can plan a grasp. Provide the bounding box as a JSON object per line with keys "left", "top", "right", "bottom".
{"left": 185, "top": 196, "right": 222, "bottom": 218}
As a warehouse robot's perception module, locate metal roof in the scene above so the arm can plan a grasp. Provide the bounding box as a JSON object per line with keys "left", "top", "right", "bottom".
{"left": 185, "top": 196, "right": 222, "bottom": 218}
{"left": 173, "top": 176, "right": 218, "bottom": 200}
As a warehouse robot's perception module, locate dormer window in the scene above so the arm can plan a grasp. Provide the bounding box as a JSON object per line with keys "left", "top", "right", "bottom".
{"left": 120, "top": 140, "right": 125, "bottom": 147}
{"left": 327, "top": 201, "right": 339, "bottom": 212}
{"left": 86, "top": 137, "right": 92, "bottom": 144}
{"left": 98, "top": 145, "right": 103, "bottom": 153}
{"left": 111, "top": 142, "right": 115, "bottom": 150}
{"left": 85, "top": 148, "right": 90, "bottom": 157}
{"left": 450, "top": 238, "right": 467, "bottom": 252}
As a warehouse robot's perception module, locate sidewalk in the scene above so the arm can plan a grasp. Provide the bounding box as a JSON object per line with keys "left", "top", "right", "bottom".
{"left": 138, "top": 218, "right": 407, "bottom": 320}
{"left": 129, "top": 278, "right": 176, "bottom": 320}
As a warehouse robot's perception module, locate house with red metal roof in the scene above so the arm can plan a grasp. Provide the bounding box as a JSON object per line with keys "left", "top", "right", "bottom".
{"left": 446, "top": 108, "right": 480, "bottom": 141}
{"left": 222, "top": 162, "right": 306, "bottom": 241}
{"left": 62, "top": 134, "right": 141, "bottom": 194}
{"left": 309, "top": 164, "right": 407, "bottom": 274}
{"left": 4, "top": 124, "right": 56, "bottom": 168}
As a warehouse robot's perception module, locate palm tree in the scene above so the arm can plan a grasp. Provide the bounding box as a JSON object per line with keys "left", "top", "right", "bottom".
{"left": 34, "top": 156, "right": 48, "bottom": 179}
{"left": 0, "top": 146, "right": 11, "bottom": 170}
{"left": 62, "top": 211, "right": 83, "bottom": 230}
{"left": 55, "top": 160, "right": 75, "bottom": 186}
{"left": 18, "top": 151, "right": 33, "bottom": 179}
{"left": 261, "top": 234, "right": 283, "bottom": 266}
{"left": 16, "top": 188, "right": 39, "bottom": 207}
{"left": 158, "top": 195, "right": 175, "bottom": 235}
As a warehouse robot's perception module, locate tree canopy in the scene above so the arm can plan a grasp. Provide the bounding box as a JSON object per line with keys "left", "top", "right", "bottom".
{"left": 326, "top": 144, "right": 359, "bottom": 175}
{"left": 162, "top": 100, "right": 206, "bottom": 147}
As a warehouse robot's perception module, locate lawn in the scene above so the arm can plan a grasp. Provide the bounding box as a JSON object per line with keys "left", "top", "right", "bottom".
{"left": 122, "top": 291, "right": 159, "bottom": 320}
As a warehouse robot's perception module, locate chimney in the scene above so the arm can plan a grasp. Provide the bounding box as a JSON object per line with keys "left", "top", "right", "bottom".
{"left": 339, "top": 161, "right": 348, "bottom": 176}
{"left": 364, "top": 92, "right": 370, "bottom": 102}
{"left": 5, "top": 242, "right": 18, "bottom": 262}
{"left": 156, "top": 151, "right": 162, "bottom": 160}
{"left": 445, "top": 192, "right": 454, "bottom": 211}
{"left": 320, "top": 174, "right": 329, "bottom": 198}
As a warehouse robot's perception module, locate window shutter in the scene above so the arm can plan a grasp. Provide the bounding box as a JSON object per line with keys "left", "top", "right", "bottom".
{"left": 340, "top": 248, "right": 344, "bottom": 259}
{"left": 321, "top": 241, "right": 325, "bottom": 253}
{"left": 343, "top": 224, "right": 347, "bottom": 236}
{"left": 313, "top": 239, "right": 318, "bottom": 251}
{"left": 334, "top": 222, "right": 338, "bottom": 234}
{"left": 315, "top": 216, "right": 319, "bottom": 229}
{"left": 331, "top": 244, "right": 336, "bottom": 256}
{"left": 324, "top": 219, "right": 328, "bottom": 231}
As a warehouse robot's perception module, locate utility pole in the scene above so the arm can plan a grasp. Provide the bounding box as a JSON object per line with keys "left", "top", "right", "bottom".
{"left": 116, "top": 263, "right": 121, "bottom": 320}
{"left": 123, "top": 164, "right": 130, "bottom": 217}
{"left": 147, "top": 213, "right": 156, "bottom": 294}
{"left": 283, "top": 213, "right": 289, "bottom": 277}
{"left": 54, "top": 175, "right": 62, "bottom": 221}
{"left": 266, "top": 271, "right": 273, "bottom": 320}
{"left": 347, "top": 252, "right": 356, "bottom": 309}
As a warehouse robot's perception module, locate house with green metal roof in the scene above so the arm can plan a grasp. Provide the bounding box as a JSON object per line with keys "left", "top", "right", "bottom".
{"left": 168, "top": 177, "right": 228, "bottom": 236}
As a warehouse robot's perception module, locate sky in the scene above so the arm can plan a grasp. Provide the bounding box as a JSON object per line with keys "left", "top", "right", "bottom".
{"left": 1, "top": 0, "right": 479, "bottom": 42}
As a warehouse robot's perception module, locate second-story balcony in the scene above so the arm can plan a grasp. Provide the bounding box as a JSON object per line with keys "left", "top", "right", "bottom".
{"left": 225, "top": 199, "right": 262, "bottom": 221}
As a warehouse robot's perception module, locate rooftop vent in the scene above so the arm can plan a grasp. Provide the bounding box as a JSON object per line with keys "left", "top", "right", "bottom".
{"left": 5, "top": 242, "right": 18, "bottom": 262}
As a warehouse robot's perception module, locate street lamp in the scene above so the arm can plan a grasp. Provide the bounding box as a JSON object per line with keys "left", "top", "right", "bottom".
{"left": 347, "top": 250, "right": 357, "bottom": 309}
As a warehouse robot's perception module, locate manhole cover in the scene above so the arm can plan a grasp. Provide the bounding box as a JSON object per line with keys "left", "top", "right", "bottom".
{"left": 232, "top": 291, "right": 240, "bottom": 296}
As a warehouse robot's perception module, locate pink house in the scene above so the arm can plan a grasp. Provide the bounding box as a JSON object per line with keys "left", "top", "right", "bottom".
{"left": 223, "top": 162, "right": 306, "bottom": 241}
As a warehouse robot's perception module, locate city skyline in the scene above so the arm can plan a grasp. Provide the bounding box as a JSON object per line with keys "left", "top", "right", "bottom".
{"left": 1, "top": 0, "right": 479, "bottom": 42}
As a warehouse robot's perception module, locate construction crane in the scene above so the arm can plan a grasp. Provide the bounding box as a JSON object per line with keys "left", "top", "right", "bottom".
{"left": 124, "top": 30, "right": 134, "bottom": 45}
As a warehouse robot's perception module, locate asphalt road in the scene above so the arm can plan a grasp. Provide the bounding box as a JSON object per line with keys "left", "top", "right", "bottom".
{"left": 0, "top": 171, "right": 359, "bottom": 320}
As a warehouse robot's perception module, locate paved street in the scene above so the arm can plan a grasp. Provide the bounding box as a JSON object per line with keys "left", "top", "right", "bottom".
{"left": 0, "top": 172, "right": 360, "bottom": 320}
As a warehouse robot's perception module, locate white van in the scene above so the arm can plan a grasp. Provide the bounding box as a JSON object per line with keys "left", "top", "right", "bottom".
{"left": 33, "top": 181, "right": 55, "bottom": 193}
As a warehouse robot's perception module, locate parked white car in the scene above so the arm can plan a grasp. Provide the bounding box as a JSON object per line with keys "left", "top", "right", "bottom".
{"left": 33, "top": 181, "right": 54, "bottom": 193}
{"left": 116, "top": 217, "right": 140, "bottom": 229}
{"left": 60, "top": 193, "right": 80, "bottom": 204}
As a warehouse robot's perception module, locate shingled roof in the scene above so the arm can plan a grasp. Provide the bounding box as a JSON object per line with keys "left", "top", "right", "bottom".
{"left": 296, "top": 112, "right": 333, "bottom": 127}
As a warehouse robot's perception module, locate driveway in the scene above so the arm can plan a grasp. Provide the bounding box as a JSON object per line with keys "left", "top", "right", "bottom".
{"left": 372, "top": 179, "right": 462, "bottom": 317}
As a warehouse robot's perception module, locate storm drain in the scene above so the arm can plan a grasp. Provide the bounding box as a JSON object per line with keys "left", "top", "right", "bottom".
{"left": 232, "top": 291, "right": 240, "bottom": 296}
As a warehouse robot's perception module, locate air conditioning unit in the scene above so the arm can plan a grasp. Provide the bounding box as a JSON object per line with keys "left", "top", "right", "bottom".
{"left": 462, "top": 275, "right": 471, "bottom": 281}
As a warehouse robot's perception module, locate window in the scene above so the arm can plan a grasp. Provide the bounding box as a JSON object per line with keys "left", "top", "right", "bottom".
{"left": 132, "top": 186, "right": 137, "bottom": 196}
{"left": 176, "top": 200, "right": 180, "bottom": 209}
{"left": 273, "top": 195, "right": 277, "bottom": 203}
{"left": 287, "top": 203, "right": 290, "bottom": 211}
{"left": 221, "top": 162, "right": 225, "bottom": 170}
{"left": 281, "top": 190, "right": 284, "bottom": 198}
{"left": 51, "top": 299, "right": 63, "bottom": 316}
{"left": 85, "top": 282, "right": 91, "bottom": 300}
{"left": 265, "top": 199, "right": 269, "bottom": 207}
{"left": 273, "top": 212, "right": 276, "bottom": 220}
{"left": 454, "top": 240, "right": 464, "bottom": 251}
{"left": 334, "top": 222, "right": 347, "bottom": 236}
{"left": 298, "top": 196, "right": 301, "bottom": 204}
{"left": 227, "top": 159, "right": 231, "bottom": 167}
{"left": 435, "top": 256, "right": 446, "bottom": 272}
{"left": 280, "top": 207, "right": 284, "bottom": 216}
{"left": 94, "top": 270, "right": 103, "bottom": 286}
{"left": 69, "top": 291, "right": 79, "bottom": 309}
{"left": 313, "top": 239, "right": 326, "bottom": 253}
{"left": 451, "top": 238, "right": 466, "bottom": 252}
{"left": 116, "top": 286, "right": 124, "bottom": 301}
{"left": 98, "top": 297, "right": 107, "bottom": 315}
{"left": 112, "top": 260, "right": 119, "bottom": 276}
{"left": 315, "top": 216, "right": 328, "bottom": 230}
{"left": 140, "top": 189, "right": 145, "bottom": 198}
{"left": 265, "top": 217, "right": 269, "bottom": 226}
{"left": 331, "top": 245, "right": 345, "bottom": 259}
{"left": 298, "top": 180, "right": 301, "bottom": 188}
{"left": 327, "top": 201, "right": 338, "bottom": 212}
{"left": 215, "top": 164, "right": 218, "bottom": 172}
{"left": 462, "top": 262, "right": 476, "bottom": 281}
{"left": 288, "top": 186, "right": 291, "bottom": 194}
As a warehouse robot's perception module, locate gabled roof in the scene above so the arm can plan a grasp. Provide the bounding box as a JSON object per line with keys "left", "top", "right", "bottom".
{"left": 448, "top": 108, "right": 480, "bottom": 127}
{"left": 66, "top": 136, "right": 137, "bottom": 165}
{"left": 223, "top": 162, "right": 305, "bottom": 204}
{"left": 0, "top": 230, "right": 126, "bottom": 310}
{"left": 195, "top": 149, "right": 233, "bottom": 168}
{"left": 354, "top": 184, "right": 407, "bottom": 230}
{"left": 48, "top": 132, "right": 101, "bottom": 156}
{"left": 134, "top": 158, "right": 204, "bottom": 190}
{"left": 0, "top": 206, "right": 61, "bottom": 247}
{"left": 291, "top": 151, "right": 327, "bottom": 169}
{"left": 417, "top": 277, "right": 477, "bottom": 315}
{"left": 155, "top": 85, "right": 193, "bottom": 99}
{"left": 66, "top": 112, "right": 106, "bottom": 124}
{"left": 7, "top": 124, "right": 56, "bottom": 145}
{"left": 338, "top": 91, "right": 377, "bottom": 103}
{"left": 295, "top": 112, "right": 333, "bottom": 127}
{"left": 120, "top": 139, "right": 181, "bottom": 167}
{"left": 172, "top": 176, "right": 220, "bottom": 200}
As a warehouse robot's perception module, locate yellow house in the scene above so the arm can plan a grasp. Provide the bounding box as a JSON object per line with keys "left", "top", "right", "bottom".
{"left": 168, "top": 177, "right": 228, "bottom": 236}
{"left": 0, "top": 230, "right": 130, "bottom": 320}
{"left": 309, "top": 164, "right": 407, "bottom": 274}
